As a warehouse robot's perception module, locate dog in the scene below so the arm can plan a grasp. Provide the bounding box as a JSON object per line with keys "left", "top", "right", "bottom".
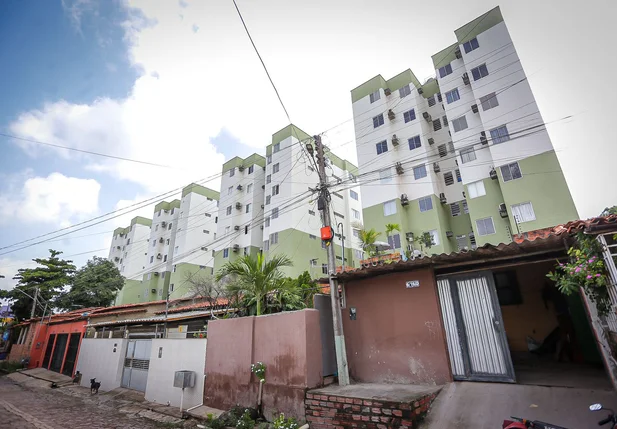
{"left": 90, "top": 378, "right": 101, "bottom": 395}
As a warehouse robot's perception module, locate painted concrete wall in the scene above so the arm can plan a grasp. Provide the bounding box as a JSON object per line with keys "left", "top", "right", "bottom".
{"left": 204, "top": 309, "right": 322, "bottom": 420}
{"left": 76, "top": 338, "right": 128, "bottom": 391}
{"left": 341, "top": 269, "right": 452, "bottom": 385}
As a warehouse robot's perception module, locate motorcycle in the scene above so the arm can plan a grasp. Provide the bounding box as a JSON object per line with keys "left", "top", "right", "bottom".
{"left": 501, "top": 403, "right": 617, "bottom": 428}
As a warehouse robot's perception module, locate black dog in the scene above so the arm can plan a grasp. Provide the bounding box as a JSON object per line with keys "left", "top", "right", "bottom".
{"left": 90, "top": 378, "right": 101, "bottom": 395}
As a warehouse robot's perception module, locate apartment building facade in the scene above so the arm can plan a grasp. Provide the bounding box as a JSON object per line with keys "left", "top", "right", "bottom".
{"left": 351, "top": 6, "right": 578, "bottom": 256}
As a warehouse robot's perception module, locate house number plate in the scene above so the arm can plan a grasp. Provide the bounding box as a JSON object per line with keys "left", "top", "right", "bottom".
{"left": 406, "top": 280, "right": 420, "bottom": 288}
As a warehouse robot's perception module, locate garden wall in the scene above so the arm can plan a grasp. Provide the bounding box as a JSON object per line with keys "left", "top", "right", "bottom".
{"left": 204, "top": 309, "right": 323, "bottom": 421}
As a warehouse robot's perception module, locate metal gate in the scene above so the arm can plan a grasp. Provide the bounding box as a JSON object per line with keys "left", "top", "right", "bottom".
{"left": 437, "top": 272, "right": 515, "bottom": 382}
{"left": 121, "top": 339, "right": 152, "bottom": 392}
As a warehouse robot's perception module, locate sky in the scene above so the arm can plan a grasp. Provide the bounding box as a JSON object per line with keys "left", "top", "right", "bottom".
{"left": 0, "top": 0, "right": 616, "bottom": 292}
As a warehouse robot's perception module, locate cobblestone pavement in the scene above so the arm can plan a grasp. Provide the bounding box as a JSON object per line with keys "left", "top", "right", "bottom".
{"left": 0, "top": 376, "right": 168, "bottom": 429}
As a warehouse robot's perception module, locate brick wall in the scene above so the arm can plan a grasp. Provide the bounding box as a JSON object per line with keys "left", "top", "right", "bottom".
{"left": 304, "top": 392, "right": 437, "bottom": 429}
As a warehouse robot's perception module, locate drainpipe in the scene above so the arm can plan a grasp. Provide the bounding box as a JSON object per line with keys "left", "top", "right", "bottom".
{"left": 186, "top": 374, "right": 207, "bottom": 413}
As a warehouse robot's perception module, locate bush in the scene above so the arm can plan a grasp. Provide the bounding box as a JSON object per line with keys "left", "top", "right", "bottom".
{"left": 236, "top": 410, "right": 256, "bottom": 429}
{"left": 272, "top": 413, "right": 299, "bottom": 429}
{"left": 0, "top": 361, "right": 23, "bottom": 374}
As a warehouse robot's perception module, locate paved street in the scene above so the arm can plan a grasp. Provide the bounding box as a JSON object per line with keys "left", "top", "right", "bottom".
{"left": 0, "top": 376, "right": 167, "bottom": 429}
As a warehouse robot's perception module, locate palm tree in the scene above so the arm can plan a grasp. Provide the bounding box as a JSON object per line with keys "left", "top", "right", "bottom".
{"left": 215, "top": 253, "right": 293, "bottom": 316}
{"left": 385, "top": 223, "right": 401, "bottom": 249}
{"left": 358, "top": 228, "right": 382, "bottom": 257}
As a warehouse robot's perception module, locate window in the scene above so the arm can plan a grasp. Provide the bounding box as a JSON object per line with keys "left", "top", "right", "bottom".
{"left": 438, "top": 144, "right": 447, "bottom": 157}
{"left": 433, "top": 117, "right": 442, "bottom": 131}
{"left": 376, "top": 140, "right": 388, "bottom": 155}
{"left": 161, "top": 272, "right": 165, "bottom": 279}
{"left": 203, "top": 229, "right": 209, "bottom": 234}
{"left": 428, "top": 96, "right": 436, "bottom": 107}
{"left": 322, "top": 264, "right": 328, "bottom": 275}
{"left": 273, "top": 163, "right": 280, "bottom": 174}
{"left": 263, "top": 240, "right": 270, "bottom": 251}
{"left": 246, "top": 203, "right": 251, "bottom": 213}
{"left": 437, "top": 92, "right": 442, "bottom": 103}
{"left": 205, "top": 213, "right": 211, "bottom": 217}
{"left": 463, "top": 37, "right": 479, "bottom": 53}
{"left": 471, "top": 63, "right": 489, "bottom": 81}
{"left": 266, "top": 174, "right": 271, "bottom": 184}
{"left": 163, "top": 255, "right": 167, "bottom": 262}
{"left": 168, "top": 222, "right": 172, "bottom": 230}
{"left": 511, "top": 202, "right": 536, "bottom": 223}
{"left": 403, "top": 109, "right": 416, "bottom": 123}
{"left": 476, "top": 217, "right": 496, "bottom": 236}
{"left": 444, "top": 171, "right": 454, "bottom": 186}
{"left": 223, "top": 248, "right": 229, "bottom": 258}
{"left": 460, "top": 147, "right": 476, "bottom": 164}
{"left": 387, "top": 233, "right": 401, "bottom": 249}
{"left": 155, "top": 224, "right": 158, "bottom": 231}
{"left": 229, "top": 168, "right": 235, "bottom": 177}
{"left": 373, "top": 114, "right": 384, "bottom": 128}
{"left": 353, "top": 249, "right": 364, "bottom": 260}
{"left": 462, "top": 199, "right": 469, "bottom": 213}
{"left": 226, "top": 206, "right": 232, "bottom": 215}
{"left": 352, "top": 229, "right": 360, "bottom": 238}
{"left": 127, "top": 238, "right": 131, "bottom": 245}
{"left": 493, "top": 271, "right": 523, "bottom": 306}
{"left": 352, "top": 209, "right": 361, "bottom": 220}
{"left": 265, "top": 216, "right": 270, "bottom": 227}
{"left": 309, "top": 209, "right": 316, "bottom": 216}
{"left": 468, "top": 180, "right": 486, "bottom": 198}
{"left": 267, "top": 155, "right": 272, "bottom": 164}
{"left": 439, "top": 63, "right": 453, "bottom": 78}
{"left": 334, "top": 211, "right": 345, "bottom": 219}
{"left": 270, "top": 232, "right": 279, "bottom": 244}
{"left": 265, "top": 195, "right": 271, "bottom": 205}
{"left": 150, "top": 256, "right": 154, "bottom": 263}
{"left": 350, "top": 190, "right": 359, "bottom": 200}
{"left": 322, "top": 241, "right": 326, "bottom": 249}
{"left": 443, "top": 115, "right": 448, "bottom": 126}
{"left": 452, "top": 116, "right": 468, "bottom": 132}
{"left": 273, "top": 142, "right": 281, "bottom": 153}
{"left": 408, "top": 135, "right": 421, "bottom": 150}
{"left": 369, "top": 90, "right": 380, "bottom": 103}
{"left": 309, "top": 234, "right": 317, "bottom": 240}
{"left": 413, "top": 164, "right": 427, "bottom": 180}
{"left": 383, "top": 200, "right": 397, "bottom": 216}
{"left": 174, "top": 246, "right": 179, "bottom": 254}
{"left": 419, "top": 196, "right": 433, "bottom": 212}
{"left": 272, "top": 185, "right": 279, "bottom": 196}
{"left": 173, "top": 264, "right": 177, "bottom": 272}
{"left": 480, "top": 92, "right": 499, "bottom": 111}
{"left": 271, "top": 207, "right": 279, "bottom": 219}
{"left": 490, "top": 125, "right": 510, "bottom": 144}
{"left": 500, "top": 162, "right": 522, "bottom": 182}
{"left": 248, "top": 165, "right": 254, "bottom": 174}
{"left": 247, "top": 183, "right": 253, "bottom": 193}
{"left": 450, "top": 202, "right": 461, "bottom": 216}
{"left": 333, "top": 192, "right": 343, "bottom": 199}
{"left": 225, "top": 225, "right": 230, "bottom": 234}
{"left": 399, "top": 85, "right": 411, "bottom": 98}
{"left": 445, "top": 88, "right": 460, "bottom": 104}
{"left": 152, "top": 240, "right": 156, "bottom": 247}
{"left": 428, "top": 229, "right": 440, "bottom": 246}
{"left": 379, "top": 168, "right": 392, "bottom": 184}
{"left": 448, "top": 141, "right": 455, "bottom": 154}
{"left": 147, "top": 273, "right": 152, "bottom": 280}
{"left": 455, "top": 169, "right": 462, "bottom": 182}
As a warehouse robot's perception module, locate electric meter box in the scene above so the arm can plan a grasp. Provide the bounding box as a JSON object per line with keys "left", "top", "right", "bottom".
{"left": 173, "top": 370, "right": 196, "bottom": 388}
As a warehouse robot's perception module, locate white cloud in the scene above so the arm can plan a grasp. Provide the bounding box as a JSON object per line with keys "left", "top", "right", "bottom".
{"left": 0, "top": 172, "right": 101, "bottom": 226}
{"left": 0, "top": 257, "right": 38, "bottom": 291}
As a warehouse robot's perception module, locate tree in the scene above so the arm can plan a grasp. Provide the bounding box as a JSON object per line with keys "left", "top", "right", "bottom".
{"left": 385, "top": 223, "right": 401, "bottom": 249}
{"left": 0, "top": 250, "right": 76, "bottom": 321}
{"left": 55, "top": 257, "right": 123, "bottom": 311}
{"left": 183, "top": 271, "right": 235, "bottom": 319}
{"left": 216, "top": 254, "right": 292, "bottom": 316}
{"left": 358, "top": 228, "right": 382, "bottom": 257}
{"left": 267, "top": 271, "right": 318, "bottom": 313}
{"left": 601, "top": 206, "right": 617, "bottom": 216}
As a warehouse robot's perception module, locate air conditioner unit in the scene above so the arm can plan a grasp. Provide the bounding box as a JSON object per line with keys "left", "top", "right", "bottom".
{"left": 151, "top": 288, "right": 157, "bottom": 293}
{"left": 392, "top": 134, "right": 400, "bottom": 146}
{"left": 471, "top": 104, "right": 479, "bottom": 114}
{"left": 417, "top": 87, "right": 424, "bottom": 95}
{"left": 498, "top": 203, "right": 508, "bottom": 218}
{"left": 433, "top": 162, "right": 441, "bottom": 173}
{"left": 480, "top": 131, "right": 488, "bottom": 145}
{"left": 490, "top": 168, "right": 498, "bottom": 180}
{"left": 395, "top": 162, "right": 404, "bottom": 175}
{"left": 462, "top": 72, "right": 470, "bottom": 86}
{"left": 201, "top": 246, "right": 208, "bottom": 251}
{"left": 161, "top": 221, "right": 167, "bottom": 227}
{"left": 154, "top": 272, "right": 159, "bottom": 276}
{"left": 232, "top": 244, "right": 240, "bottom": 252}
{"left": 439, "top": 193, "right": 447, "bottom": 204}
{"left": 235, "top": 202, "right": 242, "bottom": 209}
{"left": 156, "top": 253, "right": 162, "bottom": 259}
{"left": 401, "top": 194, "right": 409, "bottom": 206}
{"left": 238, "top": 165, "right": 245, "bottom": 172}
{"left": 446, "top": 231, "right": 454, "bottom": 238}
{"left": 260, "top": 225, "right": 264, "bottom": 230}
{"left": 388, "top": 109, "right": 395, "bottom": 120}
{"left": 234, "top": 225, "right": 240, "bottom": 231}
{"left": 422, "top": 112, "right": 432, "bottom": 123}
{"left": 159, "top": 237, "right": 164, "bottom": 243}
{"left": 261, "top": 204, "right": 264, "bottom": 209}
{"left": 261, "top": 185, "right": 265, "bottom": 189}
{"left": 384, "top": 88, "right": 391, "bottom": 96}
{"left": 455, "top": 48, "right": 462, "bottom": 59}
{"left": 164, "top": 210, "right": 169, "bottom": 214}
{"left": 114, "top": 257, "right": 120, "bottom": 262}
{"left": 116, "top": 246, "right": 121, "bottom": 250}
{"left": 237, "top": 184, "right": 243, "bottom": 191}
{"left": 406, "top": 232, "right": 414, "bottom": 241}
{"left": 428, "top": 138, "right": 435, "bottom": 145}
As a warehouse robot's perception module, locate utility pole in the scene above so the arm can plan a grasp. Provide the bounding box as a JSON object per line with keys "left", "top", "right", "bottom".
{"left": 30, "top": 287, "right": 38, "bottom": 319}
{"left": 313, "top": 135, "right": 350, "bottom": 386}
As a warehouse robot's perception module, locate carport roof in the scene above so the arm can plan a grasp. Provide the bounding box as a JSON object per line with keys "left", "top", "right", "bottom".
{"left": 86, "top": 309, "right": 214, "bottom": 327}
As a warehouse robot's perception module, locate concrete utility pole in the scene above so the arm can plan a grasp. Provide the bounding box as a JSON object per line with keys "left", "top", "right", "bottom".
{"left": 313, "top": 135, "right": 350, "bottom": 386}
{"left": 30, "top": 287, "right": 38, "bottom": 319}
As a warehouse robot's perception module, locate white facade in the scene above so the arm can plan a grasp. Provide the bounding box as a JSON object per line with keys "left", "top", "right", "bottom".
{"left": 77, "top": 338, "right": 128, "bottom": 392}
{"left": 109, "top": 219, "right": 151, "bottom": 279}
{"left": 145, "top": 204, "right": 181, "bottom": 278}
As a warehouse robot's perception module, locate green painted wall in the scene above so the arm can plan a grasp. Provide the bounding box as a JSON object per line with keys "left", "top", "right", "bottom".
{"left": 154, "top": 200, "right": 181, "bottom": 213}
{"left": 167, "top": 262, "right": 212, "bottom": 299}
{"left": 115, "top": 279, "right": 143, "bottom": 305}
{"left": 432, "top": 42, "right": 459, "bottom": 70}
{"left": 131, "top": 216, "right": 152, "bottom": 228}
{"left": 223, "top": 154, "right": 266, "bottom": 172}
{"left": 454, "top": 6, "right": 503, "bottom": 45}
{"left": 443, "top": 201, "right": 474, "bottom": 251}
{"left": 465, "top": 178, "right": 511, "bottom": 246}
{"left": 420, "top": 79, "right": 440, "bottom": 99}
{"left": 113, "top": 226, "right": 129, "bottom": 236}
{"left": 351, "top": 70, "right": 421, "bottom": 103}
{"left": 267, "top": 124, "right": 312, "bottom": 155}
{"left": 499, "top": 150, "right": 579, "bottom": 234}
{"left": 182, "top": 183, "right": 220, "bottom": 200}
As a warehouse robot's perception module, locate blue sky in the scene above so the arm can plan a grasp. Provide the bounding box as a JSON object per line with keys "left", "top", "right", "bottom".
{"left": 1, "top": 0, "right": 616, "bottom": 291}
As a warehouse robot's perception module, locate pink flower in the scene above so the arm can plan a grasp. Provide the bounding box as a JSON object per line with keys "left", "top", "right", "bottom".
{"left": 587, "top": 275, "right": 593, "bottom": 279}
{"left": 596, "top": 274, "right": 602, "bottom": 278}
{"left": 589, "top": 259, "right": 595, "bottom": 263}
{"left": 575, "top": 267, "right": 581, "bottom": 273}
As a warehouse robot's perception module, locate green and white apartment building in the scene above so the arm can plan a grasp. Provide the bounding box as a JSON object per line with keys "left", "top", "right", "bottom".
{"left": 351, "top": 6, "right": 578, "bottom": 255}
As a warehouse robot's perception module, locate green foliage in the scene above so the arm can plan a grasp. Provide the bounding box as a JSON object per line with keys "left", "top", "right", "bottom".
{"left": 236, "top": 410, "right": 256, "bottom": 429}
{"left": 0, "top": 360, "right": 24, "bottom": 373}
{"left": 600, "top": 206, "right": 617, "bottom": 216}
{"left": 272, "top": 413, "right": 299, "bottom": 429}
{"left": 358, "top": 228, "right": 382, "bottom": 257}
{"left": 216, "top": 254, "right": 293, "bottom": 316}
{"left": 251, "top": 361, "right": 266, "bottom": 382}
{"left": 415, "top": 232, "right": 435, "bottom": 250}
{"left": 0, "top": 250, "right": 76, "bottom": 321}
{"left": 547, "top": 232, "right": 611, "bottom": 316}
{"left": 385, "top": 223, "right": 400, "bottom": 237}
{"left": 55, "top": 256, "right": 124, "bottom": 311}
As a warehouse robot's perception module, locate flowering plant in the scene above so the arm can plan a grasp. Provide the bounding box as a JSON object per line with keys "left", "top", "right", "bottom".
{"left": 251, "top": 361, "right": 266, "bottom": 382}
{"left": 273, "top": 413, "right": 299, "bottom": 429}
{"left": 547, "top": 232, "right": 611, "bottom": 316}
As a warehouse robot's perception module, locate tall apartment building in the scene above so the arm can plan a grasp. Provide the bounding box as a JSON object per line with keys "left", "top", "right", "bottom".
{"left": 112, "top": 183, "right": 219, "bottom": 305}
{"left": 351, "top": 6, "right": 578, "bottom": 255}
{"left": 110, "top": 216, "right": 152, "bottom": 305}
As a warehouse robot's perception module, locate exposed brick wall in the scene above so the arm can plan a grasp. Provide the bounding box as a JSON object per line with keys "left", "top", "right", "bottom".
{"left": 304, "top": 392, "right": 437, "bottom": 429}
